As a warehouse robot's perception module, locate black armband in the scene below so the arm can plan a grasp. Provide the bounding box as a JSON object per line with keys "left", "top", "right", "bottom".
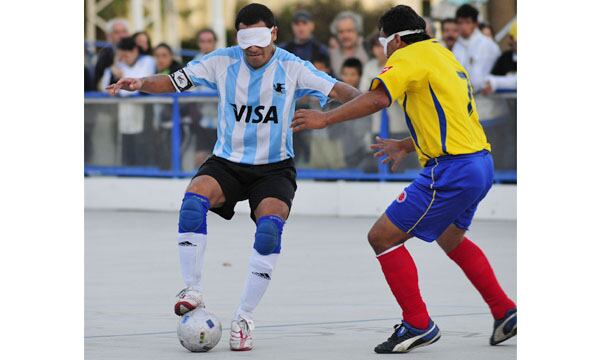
{"left": 168, "top": 69, "right": 193, "bottom": 92}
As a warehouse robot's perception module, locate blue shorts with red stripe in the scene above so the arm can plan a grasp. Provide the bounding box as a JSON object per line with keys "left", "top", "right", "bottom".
{"left": 385, "top": 150, "right": 494, "bottom": 242}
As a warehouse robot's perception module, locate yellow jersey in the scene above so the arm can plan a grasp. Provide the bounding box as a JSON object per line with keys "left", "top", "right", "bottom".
{"left": 370, "top": 39, "right": 491, "bottom": 166}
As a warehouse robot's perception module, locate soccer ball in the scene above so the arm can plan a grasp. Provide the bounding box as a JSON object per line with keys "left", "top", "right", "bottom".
{"left": 177, "top": 308, "right": 222, "bottom": 352}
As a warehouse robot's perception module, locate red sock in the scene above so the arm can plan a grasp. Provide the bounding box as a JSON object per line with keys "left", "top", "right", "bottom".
{"left": 447, "top": 237, "right": 516, "bottom": 320}
{"left": 377, "top": 245, "right": 430, "bottom": 329}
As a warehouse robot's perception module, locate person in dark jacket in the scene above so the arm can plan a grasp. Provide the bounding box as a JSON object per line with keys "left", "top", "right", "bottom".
{"left": 280, "top": 10, "right": 330, "bottom": 63}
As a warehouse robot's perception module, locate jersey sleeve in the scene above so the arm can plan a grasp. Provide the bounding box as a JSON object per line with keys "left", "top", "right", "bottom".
{"left": 169, "top": 57, "right": 219, "bottom": 92}
{"left": 370, "top": 57, "right": 420, "bottom": 105}
{"left": 295, "top": 60, "right": 338, "bottom": 107}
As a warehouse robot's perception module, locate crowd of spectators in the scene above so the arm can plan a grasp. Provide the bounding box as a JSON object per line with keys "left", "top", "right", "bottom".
{"left": 84, "top": 4, "right": 516, "bottom": 170}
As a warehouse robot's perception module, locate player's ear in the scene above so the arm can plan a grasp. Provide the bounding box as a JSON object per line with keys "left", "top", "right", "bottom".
{"left": 272, "top": 26, "right": 278, "bottom": 42}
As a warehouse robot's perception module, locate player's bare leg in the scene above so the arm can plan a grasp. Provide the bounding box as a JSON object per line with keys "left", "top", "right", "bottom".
{"left": 368, "top": 214, "right": 441, "bottom": 353}
{"left": 174, "top": 176, "right": 225, "bottom": 316}
{"left": 438, "top": 224, "right": 517, "bottom": 345}
{"left": 230, "top": 198, "right": 289, "bottom": 351}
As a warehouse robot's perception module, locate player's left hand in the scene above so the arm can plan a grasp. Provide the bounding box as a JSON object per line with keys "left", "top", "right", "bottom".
{"left": 291, "top": 109, "right": 328, "bottom": 132}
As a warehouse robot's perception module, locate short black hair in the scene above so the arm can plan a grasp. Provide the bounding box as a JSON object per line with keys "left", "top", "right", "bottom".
{"left": 116, "top": 36, "right": 138, "bottom": 51}
{"left": 312, "top": 52, "right": 331, "bottom": 69}
{"left": 154, "top": 42, "right": 173, "bottom": 54}
{"left": 197, "top": 28, "right": 217, "bottom": 41}
{"left": 235, "top": 3, "right": 275, "bottom": 30}
{"left": 456, "top": 4, "right": 479, "bottom": 22}
{"left": 378, "top": 5, "right": 430, "bottom": 45}
{"left": 341, "top": 57, "right": 363, "bottom": 77}
{"left": 441, "top": 17, "right": 456, "bottom": 27}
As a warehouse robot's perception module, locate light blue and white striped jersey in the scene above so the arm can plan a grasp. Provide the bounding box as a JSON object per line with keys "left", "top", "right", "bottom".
{"left": 168, "top": 46, "right": 337, "bottom": 165}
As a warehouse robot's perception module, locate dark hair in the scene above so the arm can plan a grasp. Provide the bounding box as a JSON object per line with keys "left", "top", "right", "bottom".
{"left": 116, "top": 37, "right": 138, "bottom": 51}
{"left": 479, "top": 22, "right": 494, "bottom": 36}
{"left": 312, "top": 52, "right": 331, "bottom": 69}
{"left": 378, "top": 5, "right": 430, "bottom": 45}
{"left": 441, "top": 17, "right": 457, "bottom": 27}
{"left": 132, "top": 31, "right": 152, "bottom": 55}
{"left": 196, "top": 28, "right": 217, "bottom": 42}
{"left": 154, "top": 42, "right": 173, "bottom": 54}
{"left": 341, "top": 57, "right": 363, "bottom": 77}
{"left": 367, "top": 31, "right": 382, "bottom": 50}
{"left": 456, "top": 4, "right": 479, "bottom": 22}
{"left": 235, "top": 3, "right": 275, "bottom": 30}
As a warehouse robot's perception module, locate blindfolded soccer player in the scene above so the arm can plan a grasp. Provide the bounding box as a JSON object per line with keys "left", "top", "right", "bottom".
{"left": 106, "top": 3, "right": 360, "bottom": 351}
{"left": 291, "top": 5, "right": 516, "bottom": 354}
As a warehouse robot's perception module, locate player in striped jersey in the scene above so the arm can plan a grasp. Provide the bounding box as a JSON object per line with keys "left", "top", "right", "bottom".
{"left": 106, "top": 3, "right": 361, "bottom": 351}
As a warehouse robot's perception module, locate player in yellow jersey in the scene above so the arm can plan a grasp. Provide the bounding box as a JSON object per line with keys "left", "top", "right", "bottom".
{"left": 291, "top": 5, "right": 516, "bottom": 354}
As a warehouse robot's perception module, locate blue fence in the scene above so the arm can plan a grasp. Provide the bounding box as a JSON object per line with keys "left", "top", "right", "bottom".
{"left": 84, "top": 91, "right": 516, "bottom": 183}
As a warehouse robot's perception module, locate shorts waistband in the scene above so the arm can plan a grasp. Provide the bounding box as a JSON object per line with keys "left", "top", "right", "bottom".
{"left": 425, "top": 150, "right": 490, "bottom": 167}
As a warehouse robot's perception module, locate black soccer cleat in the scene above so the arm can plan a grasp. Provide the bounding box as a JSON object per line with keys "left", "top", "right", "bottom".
{"left": 490, "top": 308, "right": 517, "bottom": 345}
{"left": 374, "top": 320, "right": 441, "bottom": 354}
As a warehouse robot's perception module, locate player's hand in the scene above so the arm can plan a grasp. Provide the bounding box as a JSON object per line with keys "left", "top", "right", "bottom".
{"left": 105, "top": 77, "right": 143, "bottom": 96}
{"left": 290, "top": 109, "right": 328, "bottom": 132}
{"left": 370, "top": 136, "right": 411, "bottom": 172}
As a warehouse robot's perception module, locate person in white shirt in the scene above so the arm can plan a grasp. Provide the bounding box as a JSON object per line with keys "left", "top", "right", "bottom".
{"left": 101, "top": 36, "right": 156, "bottom": 165}
{"left": 452, "top": 4, "right": 500, "bottom": 93}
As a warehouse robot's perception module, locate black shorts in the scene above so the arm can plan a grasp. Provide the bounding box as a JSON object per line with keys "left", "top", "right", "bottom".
{"left": 193, "top": 155, "right": 297, "bottom": 221}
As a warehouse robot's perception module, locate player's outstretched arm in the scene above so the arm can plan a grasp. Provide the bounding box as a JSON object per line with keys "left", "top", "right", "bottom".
{"left": 291, "top": 84, "right": 390, "bottom": 132}
{"left": 105, "top": 75, "right": 175, "bottom": 96}
{"left": 328, "top": 82, "right": 362, "bottom": 104}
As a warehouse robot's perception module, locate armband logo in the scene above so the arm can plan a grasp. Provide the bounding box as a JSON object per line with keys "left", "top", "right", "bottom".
{"left": 170, "top": 69, "right": 192, "bottom": 91}
{"left": 380, "top": 66, "right": 393, "bottom": 75}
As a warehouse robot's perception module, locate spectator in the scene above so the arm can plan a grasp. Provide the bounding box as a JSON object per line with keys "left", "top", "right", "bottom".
{"left": 479, "top": 22, "right": 495, "bottom": 38}
{"left": 101, "top": 37, "right": 156, "bottom": 166}
{"left": 193, "top": 28, "right": 218, "bottom": 61}
{"left": 328, "top": 58, "right": 371, "bottom": 168}
{"left": 329, "top": 11, "right": 369, "bottom": 77}
{"left": 152, "top": 43, "right": 183, "bottom": 169}
{"left": 359, "top": 34, "right": 418, "bottom": 172}
{"left": 483, "top": 21, "right": 517, "bottom": 94}
{"left": 312, "top": 52, "right": 334, "bottom": 76}
{"left": 190, "top": 29, "right": 219, "bottom": 166}
{"left": 132, "top": 31, "right": 153, "bottom": 55}
{"left": 94, "top": 18, "right": 130, "bottom": 89}
{"left": 452, "top": 4, "right": 501, "bottom": 92}
{"left": 281, "top": 10, "right": 329, "bottom": 63}
{"left": 153, "top": 43, "right": 182, "bottom": 74}
{"left": 441, "top": 18, "right": 459, "bottom": 51}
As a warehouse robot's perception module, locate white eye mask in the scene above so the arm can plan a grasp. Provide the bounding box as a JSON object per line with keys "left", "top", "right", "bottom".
{"left": 379, "top": 29, "right": 425, "bottom": 57}
{"left": 237, "top": 27, "right": 273, "bottom": 49}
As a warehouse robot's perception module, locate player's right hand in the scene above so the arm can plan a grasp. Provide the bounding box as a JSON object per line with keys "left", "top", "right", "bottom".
{"left": 105, "top": 77, "right": 143, "bottom": 96}
{"left": 370, "top": 136, "right": 410, "bottom": 172}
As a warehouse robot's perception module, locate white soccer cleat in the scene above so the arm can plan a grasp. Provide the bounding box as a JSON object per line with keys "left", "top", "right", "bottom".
{"left": 229, "top": 317, "right": 255, "bottom": 351}
{"left": 174, "top": 288, "right": 205, "bottom": 316}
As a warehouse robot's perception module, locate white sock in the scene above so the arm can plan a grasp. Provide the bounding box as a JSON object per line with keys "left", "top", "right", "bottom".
{"left": 178, "top": 232, "right": 207, "bottom": 292}
{"left": 235, "top": 249, "right": 279, "bottom": 320}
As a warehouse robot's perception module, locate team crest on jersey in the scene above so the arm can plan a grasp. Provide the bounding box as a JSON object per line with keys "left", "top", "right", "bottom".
{"left": 273, "top": 82, "right": 286, "bottom": 94}
{"left": 396, "top": 190, "right": 407, "bottom": 203}
{"left": 380, "top": 66, "right": 393, "bottom": 74}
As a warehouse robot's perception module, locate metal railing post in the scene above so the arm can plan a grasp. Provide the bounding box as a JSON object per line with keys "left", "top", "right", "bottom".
{"left": 377, "top": 108, "right": 390, "bottom": 179}
{"left": 171, "top": 94, "right": 181, "bottom": 174}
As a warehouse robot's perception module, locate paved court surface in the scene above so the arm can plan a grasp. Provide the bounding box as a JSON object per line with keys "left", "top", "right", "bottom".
{"left": 85, "top": 210, "right": 516, "bottom": 359}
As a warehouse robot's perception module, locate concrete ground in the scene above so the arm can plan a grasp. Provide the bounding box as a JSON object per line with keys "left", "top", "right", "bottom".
{"left": 85, "top": 210, "right": 516, "bottom": 360}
